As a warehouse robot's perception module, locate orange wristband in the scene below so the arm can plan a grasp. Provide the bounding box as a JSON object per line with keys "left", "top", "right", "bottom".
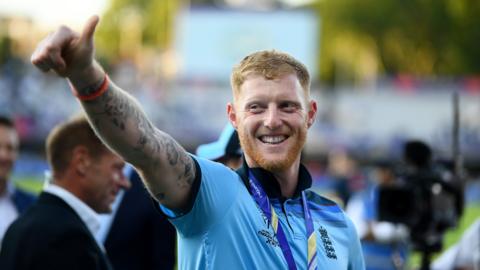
{"left": 70, "top": 74, "right": 110, "bottom": 101}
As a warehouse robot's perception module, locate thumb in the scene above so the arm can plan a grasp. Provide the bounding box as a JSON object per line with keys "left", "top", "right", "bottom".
{"left": 80, "top": 15, "right": 100, "bottom": 45}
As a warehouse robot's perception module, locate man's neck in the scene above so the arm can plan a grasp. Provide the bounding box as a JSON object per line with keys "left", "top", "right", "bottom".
{"left": 271, "top": 161, "right": 300, "bottom": 198}
{"left": 246, "top": 157, "right": 301, "bottom": 198}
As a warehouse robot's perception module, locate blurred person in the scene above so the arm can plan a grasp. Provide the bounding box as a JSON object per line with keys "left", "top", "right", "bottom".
{"left": 0, "top": 115, "right": 36, "bottom": 248}
{"left": 96, "top": 165, "right": 176, "bottom": 270}
{"left": 432, "top": 217, "right": 479, "bottom": 270}
{"left": 30, "top": 16, "right": 364, "bottom": 269}
{"left": 195, "top": 122, "right": 242, "bottom": 169}
{"left": 0, "top": 116, "right": 130, "bottom": 270}
{"left": 346, "top": 161, "right": 410, "bottom": 270}
{"left": 311, "top": 148, "right": 364, "bottom": 207}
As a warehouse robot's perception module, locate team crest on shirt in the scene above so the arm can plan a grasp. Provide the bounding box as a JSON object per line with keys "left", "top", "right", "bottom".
{"left": 319, "top": 226, "right": 337, "bottom": 260}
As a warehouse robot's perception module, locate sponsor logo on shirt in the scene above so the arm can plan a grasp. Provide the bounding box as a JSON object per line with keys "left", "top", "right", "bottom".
{"left": 258, "top": 229, "right": 280, "bottom": 247}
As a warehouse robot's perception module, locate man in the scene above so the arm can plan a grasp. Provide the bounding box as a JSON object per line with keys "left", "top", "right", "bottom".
{"left": 30, "top": 16, "right": 364, "bottom": 269}
{"left": 196, "top": 122, "right": 243, "bottom": 169}
{"left": 0, "top": 116, "right": 36, "bottom": 248}
{"left": 0, "top": 117, "right": 131, "bottom": 270}
{"left": 346, "top": 161, "right": 409, "bottom": 270}
{"left": 96, "top": 165, "right": 176, "bottom": 270}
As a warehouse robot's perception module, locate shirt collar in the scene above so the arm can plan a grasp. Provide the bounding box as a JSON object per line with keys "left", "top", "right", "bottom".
{"left": 43, "top": 183, "right": 101, "bottom": 237}
{"left": 236, "top": 158, "right": 312, "bottom": 201}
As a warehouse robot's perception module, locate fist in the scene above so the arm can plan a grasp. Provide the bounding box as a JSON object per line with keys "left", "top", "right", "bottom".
{"left": 31, "top": 16, "right": 100, "bottom": 78}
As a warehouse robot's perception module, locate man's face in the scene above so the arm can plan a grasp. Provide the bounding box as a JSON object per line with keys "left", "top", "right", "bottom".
{"left": 0, "top": 126, "right": 19, "bottom": 183}
{"left": 228, "top": 73, "right": 316, "bottom": 172}
{"left": 85, "top": 151, "right": 129, "bottom": 213}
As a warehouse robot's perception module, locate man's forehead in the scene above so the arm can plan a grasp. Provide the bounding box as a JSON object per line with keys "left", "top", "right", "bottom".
{"left": 0, "top": 126, "right": 19, "bottom": 142}
{"left": 238, "top": 74, "right": 304, "bottom": 98}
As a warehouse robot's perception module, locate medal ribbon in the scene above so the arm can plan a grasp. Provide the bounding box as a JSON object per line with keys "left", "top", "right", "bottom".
{"left": 248, "top": 171, "right": 318, "bottom": 270}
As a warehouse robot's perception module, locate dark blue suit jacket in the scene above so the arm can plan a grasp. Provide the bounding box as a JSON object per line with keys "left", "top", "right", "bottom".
{"left": 11, "top": 187, "right": 36, "bottom": 213}
{"left": 104, "top": 170, "right": 176, "bottom": 270}
{"left": 0, "top": 192, "right": 112, "bottom": 270}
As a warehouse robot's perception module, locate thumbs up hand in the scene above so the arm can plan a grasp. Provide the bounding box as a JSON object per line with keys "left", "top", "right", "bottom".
{"left": 31, "top": 16, "right": 104, "bottom": 89}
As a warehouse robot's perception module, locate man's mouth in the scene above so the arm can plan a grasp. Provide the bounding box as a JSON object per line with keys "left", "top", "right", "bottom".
{"left": 259, "top": 135, "right": 287, "bottom": 144}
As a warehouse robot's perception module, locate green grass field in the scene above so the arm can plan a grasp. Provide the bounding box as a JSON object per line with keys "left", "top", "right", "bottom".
{"left": 409, "top": 203, "right": 480, "bottom": 268}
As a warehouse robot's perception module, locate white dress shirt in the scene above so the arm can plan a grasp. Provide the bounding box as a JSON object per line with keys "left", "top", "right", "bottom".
{"left": 43, "top": 182, "right": 103, "bottom": 249}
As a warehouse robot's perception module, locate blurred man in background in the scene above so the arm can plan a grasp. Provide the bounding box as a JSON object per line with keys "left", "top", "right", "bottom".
{"left": 30, "top": 16, "right": 364, "bottom": 269}
{"left": 0, "top": 116, "right": 130, "bottom": 270}
{"left": 96, "top": 165, "right": 176, "bottom": 270}
{"left": 346, "top": 161, "right": 409, "bottom": 270}
{"left": 0, "top": 116, "right": 36, "bottom": 248}
{"left": 196, "top": 123, "right": 242, "bottom": 170}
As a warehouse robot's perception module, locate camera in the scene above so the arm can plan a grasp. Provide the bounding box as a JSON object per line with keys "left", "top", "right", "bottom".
{"left": 377, "top": 140, "right": 463, "bottom": 253}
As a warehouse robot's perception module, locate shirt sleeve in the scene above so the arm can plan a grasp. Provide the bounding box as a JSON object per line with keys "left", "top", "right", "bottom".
{"left": 161, "top": 156, "right": 242, "bottom": 237}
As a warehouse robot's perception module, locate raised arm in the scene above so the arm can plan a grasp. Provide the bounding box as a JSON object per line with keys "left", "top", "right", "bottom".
{"left": 31, "top": 16, "right": 195, "bottom": 211}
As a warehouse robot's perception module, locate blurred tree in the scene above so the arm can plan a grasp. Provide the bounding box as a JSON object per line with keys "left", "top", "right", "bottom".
{"left": 95, "top": 0, "right": 479, "bottom": 85}
{"left": 95, "top": 0, "right": 180, "bottom": 64}
{"left": 314, "top": 0, "right": 480, "bottom": 85}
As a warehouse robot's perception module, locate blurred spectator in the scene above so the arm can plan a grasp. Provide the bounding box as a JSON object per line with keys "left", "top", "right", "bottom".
{"left": 311, "top": 148, "right": 364, "bottom": 207}
{"left": 196, "top": 123, "right": 242, "bottom": 170}
{"left": 96, "top": 165, "right": 176, "bottom": 270}
{"left": 346, "top": 161, "right": 410, "bottom": 270}
{"left": 0, "top": 117, "right": 130, "bottom": 270}
{"left": 0, "top": 115, "right": 36, "bottom": 248}
{"left": 432, "top": 218, "right": 480, "bottom": 270}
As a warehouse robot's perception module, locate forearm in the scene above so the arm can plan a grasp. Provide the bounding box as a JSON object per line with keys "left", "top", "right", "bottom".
{"left": 71, "top": 69, "right": 195, "bottom": 209}
{"left": 30, "top": 15, "right": 195, "bottom": 210}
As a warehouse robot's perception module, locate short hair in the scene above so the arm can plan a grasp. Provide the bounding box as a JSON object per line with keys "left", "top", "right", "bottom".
{"left": 46, "top": 116, "right": 108, "bottom": 175}
{"left": 230, "top": 50, "right": 311, "bottom": 99}
{"left": 0, "top": 115, "right": 15, "bottom": 129}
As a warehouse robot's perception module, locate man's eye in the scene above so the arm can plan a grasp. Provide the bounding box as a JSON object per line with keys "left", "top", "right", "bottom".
{"left": 281, "top": 103, "right": 298, "bottom": 112}
{"left": 248, "top": 105, "right": 263, "bottom": 113}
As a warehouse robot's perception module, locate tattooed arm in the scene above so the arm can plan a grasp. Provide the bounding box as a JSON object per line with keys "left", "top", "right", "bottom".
{"left": 31, "top": 16, "right": 195, "bottom": 211}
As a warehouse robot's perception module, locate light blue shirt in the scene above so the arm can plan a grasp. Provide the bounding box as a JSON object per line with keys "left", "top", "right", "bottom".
{"left": 161, "top": 157, "right": 364, "bottom": 270}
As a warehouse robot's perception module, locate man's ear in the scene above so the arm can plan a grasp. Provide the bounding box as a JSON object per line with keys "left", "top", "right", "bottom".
{"left": 227, "top": 103, "right": 238, "bottom": 129}
{"left": 71, "top": 146, "right": 91, "bottom": 176}
{"left": 307, "top": 100, "right": 317, "bottom": 128}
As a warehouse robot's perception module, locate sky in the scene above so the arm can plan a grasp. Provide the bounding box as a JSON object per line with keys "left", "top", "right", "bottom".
{"left": 0, "top": 0, "right": 109, "bottom": 29}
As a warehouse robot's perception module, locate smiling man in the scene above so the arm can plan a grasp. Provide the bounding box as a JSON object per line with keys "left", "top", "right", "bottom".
{"left": 0, "top": 116, "right": 36, "bottom": 248}
{"left": 28, "top": 16, "right": 364, "bottom": 269}
{"left": 0, "top": 117, "right": 130, "bottom": 270}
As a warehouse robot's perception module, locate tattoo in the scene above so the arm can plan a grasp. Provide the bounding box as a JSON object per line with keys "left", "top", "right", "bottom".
{"left": 180, "top": 154, "right": 194, "bottom": 184}
{"left": 94, "top": 88, "right": 163, "bottom": 161}
{"left": 166, "top": 140, "right": 179, "bottom": 166}
{"left": 88, "top": 85, "right": 196, "bottom": 204}
{"left": 175, "top": 152, "right": 195, "bottom": 188}
{"left": 77, "top": 77, "right": 105, "bottom": 96}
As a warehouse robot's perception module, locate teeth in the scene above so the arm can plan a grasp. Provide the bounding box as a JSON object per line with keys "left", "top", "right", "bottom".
{"left": 260, "top": 136, "right": 286, "bottom": 144}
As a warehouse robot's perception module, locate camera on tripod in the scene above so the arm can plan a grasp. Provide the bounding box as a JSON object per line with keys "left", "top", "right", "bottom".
{"left": 377, "top": 140, "right": 464, "bottom": 253}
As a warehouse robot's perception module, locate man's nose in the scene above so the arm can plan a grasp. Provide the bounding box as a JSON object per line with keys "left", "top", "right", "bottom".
{"left": 117, "top": 173, "right": 132, "bottom": 190}
{"left": 263, "top": 107, "right": 282, "bottom": 130}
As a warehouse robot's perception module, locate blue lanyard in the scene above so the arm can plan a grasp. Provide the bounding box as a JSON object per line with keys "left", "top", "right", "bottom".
{"left": 248, "top": 171, "right": 318, "bottom": 270}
